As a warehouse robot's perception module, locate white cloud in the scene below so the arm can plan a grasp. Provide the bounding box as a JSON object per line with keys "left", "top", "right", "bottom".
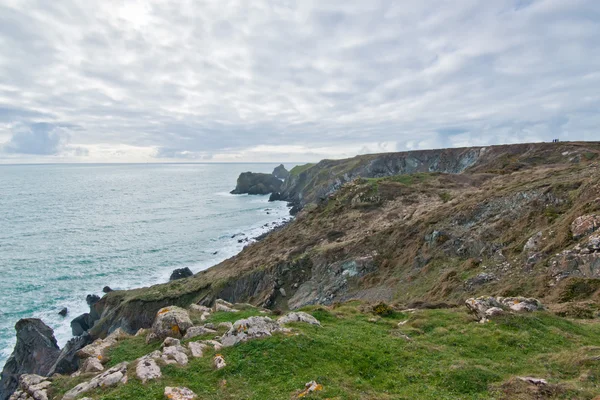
{"left": 0, "top": 0, "right": 598, "bottom": 163}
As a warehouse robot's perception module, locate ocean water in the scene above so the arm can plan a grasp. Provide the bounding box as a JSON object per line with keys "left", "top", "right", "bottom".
{"left": 0, "top": 163, "right": 292, "bottom": 368}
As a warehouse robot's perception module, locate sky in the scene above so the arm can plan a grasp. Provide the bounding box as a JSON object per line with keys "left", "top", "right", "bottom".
{"left": 0, "top": 0, "right": 599, "bottom": 163}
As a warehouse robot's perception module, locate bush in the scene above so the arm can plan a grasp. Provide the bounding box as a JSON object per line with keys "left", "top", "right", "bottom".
{"left": 372, "top": 302, "right": 394, "bottom": 317}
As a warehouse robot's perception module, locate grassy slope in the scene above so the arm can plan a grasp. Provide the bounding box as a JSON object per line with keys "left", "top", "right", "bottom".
{"left": 51, "top": 303, "right": 600, "bottom": 400}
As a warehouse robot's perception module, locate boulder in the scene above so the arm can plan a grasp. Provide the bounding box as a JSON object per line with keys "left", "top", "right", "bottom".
{"left": 188, "top": 342, "right": 208, "bottom": 358}
{"left": 58, "top": 307, "right": 68, "bottom": 317}
{"left": 86, "top": 294, "right": 100, "bottom": 307}
{"left": 135, "top": 356, "right": 161, "bottom": 383}
{"left": 151, "top": 306, "right": 194, "bottom": 340}
{"left": 189, "top": 304, "right": 211, "bottom": 313}
{"left": 268, "top": 192, "right": 283, "bottom": 202}
{"left": 465, "top": 296, "right": 543, "bottom": 322}
{"left": 164, "top": 387, "right": 197, "bottom": 400}
{"left": 169, "top": 267, "right": 193, "bottom": 281}
{"left": 272, "top": 164, "right": 289, "bottom": 180}
{"left": 0, "top": 319, "right": 61, "bottom": 400}
{"left": 161, "top": 345, "right": 189, "bottom": 366}
{"left": 213, "top": 299, "right": 238, "bottom": 313}
{"left": 161, "top": 337, "right": 181, "bottom": 348}
{"left": 213, "top": 355, "right": 226, "bottom": 370}
{"left": 62, "top": 362, "right": 129, "bottom": 400}
{"left": 221, "top": 316, "right": 287, "bottom": 347}
{"left": 230, "top": 172, "right": 283, "bottom": 195}
{"left": 277, "top": 312, "right": 321, "bottom": 326}
{"left": 7, "top": 374, "right": 52, "bottom": 400}
{"left": 572, "top": 214, "right": 600, "bottom": 239}
{"left": 48, "top": 333, "right": 94, "bottom": 375}
{"left": 103, "top": 286, "right": 113, "bottom": 293}
{"left": 183, "top": 326, "right": 217, "bottom": 340}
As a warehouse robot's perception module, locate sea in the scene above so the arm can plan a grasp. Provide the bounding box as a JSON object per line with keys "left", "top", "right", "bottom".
{"left": 0, "top": 163, "right": 293, "bottom": 369}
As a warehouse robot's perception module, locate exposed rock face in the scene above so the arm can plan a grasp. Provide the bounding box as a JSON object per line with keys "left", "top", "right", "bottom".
{"left": 549, "top": 233, "right": 600, "bottom": 280}
{"left": 230, "top": 172, "right": 283, "bottom": 195}
{"left": 272, "top": 164, "right": 289, "bottom": 180}
{"left": 48, "top": 333, "right": 93, "bottom": 375}
{"left": 77, "top": 328, "right": 130, "bottom": 364}
{"left": 70, "top": 313, "right": 94, "bottom": 337}
{"left": 277, "top": 312, "right": 321, "bottom": 326}
{"left": 571, "top": 214, "right": 600, "bottom": 239}
{"left": 62, "top": 362, "right": 129, "bottom": 400}
{"left": 221, "top": 316, "right": 287, "bottom": 347}
{"left": 7, "top": 374, "right": 52, "bottom": 400}
{"left": 0, "top": 319, "right": 60, "bottom": 400}
{"left": 170, "top": 267, "right": 193, "bottom": 281}
{"left": 150, "top": 306, "right": 194, "bottom": 341}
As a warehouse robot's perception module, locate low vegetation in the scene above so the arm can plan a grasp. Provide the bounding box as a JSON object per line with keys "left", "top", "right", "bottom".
{"left": 51, "top": 302, "right": 600, "bottom": 399}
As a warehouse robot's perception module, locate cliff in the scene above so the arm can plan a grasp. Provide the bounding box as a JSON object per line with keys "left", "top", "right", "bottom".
{"left": 87, "top": 141, "right": 600, "bottom": 337}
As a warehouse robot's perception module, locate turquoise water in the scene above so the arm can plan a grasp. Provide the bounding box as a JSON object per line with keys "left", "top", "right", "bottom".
{"left": 0, "top": 163, "right": 292, "bottom": 368}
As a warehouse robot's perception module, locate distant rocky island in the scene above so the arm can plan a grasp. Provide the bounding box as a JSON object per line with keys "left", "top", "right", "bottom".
{"left": 3, "top": 141, "right": 600, "bottom": 399}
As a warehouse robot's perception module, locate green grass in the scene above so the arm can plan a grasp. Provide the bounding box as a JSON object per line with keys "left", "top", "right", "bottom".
{"left": 289, "top": 163, "right": 316, "bottom": 177}
{"left": 50, "top": 305, "right": 600, "bottom": 400}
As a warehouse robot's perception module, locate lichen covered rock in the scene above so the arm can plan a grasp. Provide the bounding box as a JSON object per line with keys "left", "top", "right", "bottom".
{"left": 164, "top": 386, "right": 197, "bottom": 400}
{"left": 8, "top": 374, "right": 51, "bottom": 400}
{"left": 465, "top": 296, "right": 543, "bottom": 322}
{"left": 221, "top": 316, "right": 287, "bottom": 347}
{"left": 151, "top": 306, "right": 193, "bottom": 341}
{"left": 135, "top": 356, "right": 161, "bottom": 383}
{"left": 572, "top": 214, "right": 600, "bottom": 239}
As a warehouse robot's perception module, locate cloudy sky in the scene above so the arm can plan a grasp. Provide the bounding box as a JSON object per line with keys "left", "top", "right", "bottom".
{"left": 0, "top": 0, "right": 598, "bottom": 163}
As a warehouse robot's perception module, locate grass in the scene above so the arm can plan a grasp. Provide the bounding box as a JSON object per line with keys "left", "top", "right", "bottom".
{"left": 49, "top": 304, "right": 600, "bottom": 400}
{"left": 289, "top": 163, "right": 316, "bottom": 177}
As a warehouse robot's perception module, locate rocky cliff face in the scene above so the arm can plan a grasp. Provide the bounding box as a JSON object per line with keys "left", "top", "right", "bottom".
{"left": 279, "top": 142, "right": 596, "bottom": 210}
{"left": 0, "top": 319, "right": 60, "bottom": 400}
{"left": 230, "top": 172, "right": 283, "bottom": 195}
{"left": 85, "top": 141, "right": 600, "bottom": 339}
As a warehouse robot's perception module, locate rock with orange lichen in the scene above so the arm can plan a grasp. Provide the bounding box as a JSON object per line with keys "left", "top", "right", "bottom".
{"left": 151, "top": 306, "right": 193, "bottom": 341}
{"left": 297, "top": 381, "right": 323, "bottom": 398}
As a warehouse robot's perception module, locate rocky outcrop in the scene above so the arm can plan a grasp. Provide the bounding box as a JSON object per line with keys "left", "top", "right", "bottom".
{"left": 465, "top": 296, "right": 544, "bottom": 322}
{"left": 48, "top": 333, "right": 93, "bottom": 375}
{"left": 221, "top": 316, "right": 288, "bottom": 347}
{"left": 135, "top": 356, "right": 161, "bottom": 383}
{"left": 277, "top": 312, "right": 321, "bottom": 326}
{"left": 76, "top": 328, "right": 130, "bottom": 364}
{"left": 7, "top": 374, "right": 52, "bottom": 400}
{"left": 0, "top": 319, "right": 60, "bottom": 400}
{"left": 70, "top": 313, "right": 94, "bottom": 337}
{"left": 230, "top": 172, "right": 283, "bottom": 195}
{"left": 62, "top": 362, "right": 129, "bottom": 400}
{"left": 170, "top": 267, "right": 193, "bottom": 281}
{"left": 571, "top": 214, "right": 600, "bottom": 239}
{"left": 272, "top": 164, "right": 289, "bottom": 180}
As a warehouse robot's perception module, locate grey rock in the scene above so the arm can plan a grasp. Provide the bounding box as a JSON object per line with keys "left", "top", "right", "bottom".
{"left": 277, "top": 312, "right": 321, "bottom": 326}
{"left": 164, "top": 387, "right": 197, "bottom": 400}
{"left": 169, "top": 267, "right": 193, "bottom": 281}
{"left": 48, "top": 332, "right": 93, "bottom": 375}
{"left": 0, "top": 319, "right": 60, "bottom": 400}
{"left": 272, "top": 164, "right": 289, "bottom": 180}
{"left": 151, "top": 306, "right": 193, "bottom": 340}
{"left": 230, "top": 172, "right": 283, "bottom": 195}
{"left": 221, "top": 316, "right": 287, "bottom": 347}
{"left": 183, "top": 326, "right": 217, "bottom": 340}
{"left": 62, "top": 362, "right": 129, "bottom": 400}
{"left": 135, "top": 356, "right": 161, "bottom": 383}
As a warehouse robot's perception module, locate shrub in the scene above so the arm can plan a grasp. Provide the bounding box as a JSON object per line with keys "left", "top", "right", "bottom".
{"left": 372, "top": 302, "right": 394, "bottom": 317}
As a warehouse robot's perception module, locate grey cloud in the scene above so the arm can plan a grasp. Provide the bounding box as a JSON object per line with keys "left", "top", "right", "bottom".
{"left": 3, "top": 123, "right": 68, "bottom": 155}
{"left": 0, "top": 0, "right": 598, "bottom": 163}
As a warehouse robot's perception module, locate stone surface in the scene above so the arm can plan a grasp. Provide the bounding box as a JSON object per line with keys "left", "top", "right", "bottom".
{"left": 81, "top": 357, "right": 104, "bottom": 374}
{"left": 572, "top": 214, "right": 600, "bottom": 239}
{"left": 213, "top": 355, "right": 226, "bottom": 370}
{"left": 58, "top": 308, "right": 68, "bottom": 317}
{"left": 70, "top": 313, "right": 94, "bottom": 337}
{"left": 277, "top": 312, "right": 321, "bottom": 326}
{"left": 200, "top": 340, "right": 223, "bottom": 351}
{"left": 8, "top": 374, "right": 51, "bottom": 400}
{"left": 217, "top": 322, "right": 233, "bottom": 330}
{"left": 77, "top": 328, "right": 130, "bottom": 363}
{"left": 465, "top": 296, "right": 543, "bottom": 322}
{"left": 518, "top": 377, "right": 548, "bottom": 385}
{"left": 151, "top": 306, "right": 194, "bottom": 340}
{"left": 298, "top": 381, "right": 323, "bottom": 397}
{"left": 183, "top": 326, "right": 217, "bottom": 340}
{"left": 169, "top": 267, "right": 193, "bottom": 281}
{"left": 161, "top": 345, "right": 189, "bottom": 366}
{"left": 48, "top": 333, "right": 93, "bottom": 375}
{"left": 188, "top": 342, "right": 208, "bottom": 358}
{"left": 62, "top": 362, "right": 129, "bottom": 400}
{"left": 164, "top": 386, "right": 197, "bottom": 400}
{"left": 189, "top": 304, "right": 211, "bottom": 313}
{"left": 272, "top": 164, "right": 289, "bottom": 180}
{"left": 136, "top": 356, "right": 162, "bottom": 383}
{"left": 230, "top": 172, "right": 283, "bottom": 195}
{"left": 0, "top": 319, "right": 60, "bottom": 400}
{"left": 523, "top": 231, "right": 543, "bottom": 253}
{"left": 221, "top": 316, "right": 287, "bottom": 347}
{"left": 161, "top": 337, "right": 181, "bottom": 348}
